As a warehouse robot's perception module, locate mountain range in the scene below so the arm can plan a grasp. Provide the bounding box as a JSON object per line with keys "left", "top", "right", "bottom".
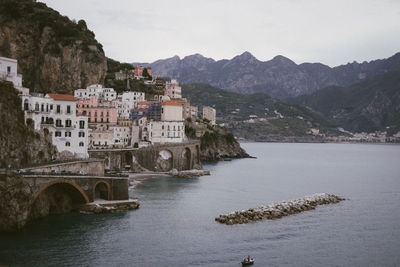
{"left": 135, "top": 52, "right": 400, "bottom": 99}
{"left": 289, "top": 70, "right": 400, "bottom": 134}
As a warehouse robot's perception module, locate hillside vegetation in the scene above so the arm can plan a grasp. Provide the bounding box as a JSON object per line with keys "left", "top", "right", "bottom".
{"left": 182, "top": 83, "right": 338, "bottom": 141}
{"left": 290, "top": 71, "right": 400, "bottom": 134}
{"left": 0, "top": 0, "right": 107, "bottom": 93}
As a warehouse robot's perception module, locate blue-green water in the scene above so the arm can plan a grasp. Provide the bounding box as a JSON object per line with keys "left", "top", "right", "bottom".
{"left": 1, "top": 143, "right": 400, "bottom": 266}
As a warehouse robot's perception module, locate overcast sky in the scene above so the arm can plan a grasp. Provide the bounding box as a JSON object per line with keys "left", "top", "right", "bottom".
{"left": 40, "top": 0, "right": 400, "bottom": 67}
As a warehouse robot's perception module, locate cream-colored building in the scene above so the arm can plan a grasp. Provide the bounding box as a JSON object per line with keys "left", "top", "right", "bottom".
{"left": 148, "top": 121, "right": 185, "bottom": 143}
{"left": 203, "top": 106, "right": 216, "bottom": 125}
{"left": 161, "top": 100, "right": 183, "bottom": 121}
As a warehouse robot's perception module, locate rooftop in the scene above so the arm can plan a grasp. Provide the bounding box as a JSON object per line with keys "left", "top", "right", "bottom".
{"left": 47, "top": 93, "right": 77, "bottom": 101}
{"left": 161, "top": 100, "right": 181, "bottom": 106}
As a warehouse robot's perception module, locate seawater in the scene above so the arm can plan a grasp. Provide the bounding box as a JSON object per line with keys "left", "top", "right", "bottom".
{"left": 1, "top": 143, "right": 400, "bottom": 266}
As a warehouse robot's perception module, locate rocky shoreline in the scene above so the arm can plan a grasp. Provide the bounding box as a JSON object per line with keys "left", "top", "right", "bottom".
{"left": 79, "top": 199, "right": 140, "bottom": 214}
{"left": 215, "top": 193, "right": 345, "bottom": 225}
{"left": 169, "top": 169, "right": 211, "bottom": 178}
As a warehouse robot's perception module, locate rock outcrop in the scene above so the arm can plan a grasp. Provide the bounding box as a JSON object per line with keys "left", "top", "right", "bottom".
{"left": 0, "top": 0, "right": 107, "bottom": 94}
{"left": 0, "top": 174, "right": 33, "bottom": 231}
{"left": 169, "top": 168, "right": 210, "bottom": 178}
{"left": 215, "top": 193, "right": 344, "bottom": 225}
{"left": 185, "top": 119, "right": 251, "bottom": 162}
{"left": 0, "top": 81, "right": 57, "bottom": 168}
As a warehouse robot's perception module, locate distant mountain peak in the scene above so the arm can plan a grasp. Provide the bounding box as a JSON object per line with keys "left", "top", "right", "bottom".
{"left": 271, "top": 55, "right": 296, "bottom": 65}
{"left": 237, "top": 51, "right": 256, "bottom": 60}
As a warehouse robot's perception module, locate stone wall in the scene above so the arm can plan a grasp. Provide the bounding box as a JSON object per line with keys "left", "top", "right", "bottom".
{"left": 24, "top": 159, "right": 105, "bottom": 176}
{"left": 88, "top": 141, "right": 202, "bottom": 172}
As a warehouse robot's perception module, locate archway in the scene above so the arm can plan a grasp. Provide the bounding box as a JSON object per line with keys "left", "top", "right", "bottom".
{"left": 93, "top": 181, "right": 111, "bottom": 200}
{"left": 156, "top": 149, "right": 173, "bottom": 171}
{"left": 182, "top": 147, "right": 191, "bottom": 170}
{"left": 125, "top": 152, "right": 133, "bottom": 170}
{"left": 30, "top": 180, "right": 89, "bottom": 220}
{"left": 196, "top": 145, "right": 200, "bottom": 164}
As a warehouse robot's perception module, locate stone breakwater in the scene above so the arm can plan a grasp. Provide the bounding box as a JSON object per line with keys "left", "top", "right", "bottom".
{"left": 215, "top": 193, "right": 345, "bottom": 225}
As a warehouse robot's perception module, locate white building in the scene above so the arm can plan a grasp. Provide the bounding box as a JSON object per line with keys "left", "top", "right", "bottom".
{"left": 111, "top": 125, "right": 131, "bottom": 147}
{"left": 21, "top": 93, "right": 89, "bottom": 158}
{"left": 147, "top": 100, "right": 185, "bottom": 143}
{"left": 165, "top": 79, "right": 182, "bottom": 99}
{"left": 115, "top": 91, "right": 145, "bottom": 119}
{"left": 148, "top": 120, "right": 185, "bottom": 143}
{"left": 74, "top": 84, "right": 117, "bottom": 101}
{"left": 0, "top": 56, "right": 29, "bottom": 95}
{"left": 203, "top": 106, "right": 216, "bottom": 125}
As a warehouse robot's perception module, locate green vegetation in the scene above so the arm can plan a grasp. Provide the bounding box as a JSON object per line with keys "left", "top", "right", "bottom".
{"left": 290, "top": 70, "right": 400, "bottom": 134}
{"left": 105, "top": 58, "right": 162, "bottom": 96}
{"left": 0, "top": 0, "right": 103, "bottom": 57}
{"left": 182, "top": 83, "right": 336, "bottom": 140}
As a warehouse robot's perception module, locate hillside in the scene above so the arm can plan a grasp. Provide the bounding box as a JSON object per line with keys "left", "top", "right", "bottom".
{"left": 135, "top": 52, "right": 400, "bottom": 99}
{"left": 289, "top": 71, "right": 400, "bottom": 134}
{"left": 0, "top": 0, "right": 107, "bottom": 94}
{"left": 182, "top": 83, "right": 339, "bottom": 141}
{"left": 0, "top": 81, "right": 57, "bottom": 168}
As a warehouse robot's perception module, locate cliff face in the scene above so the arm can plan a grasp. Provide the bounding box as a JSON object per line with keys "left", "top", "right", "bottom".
{"left": 0, "top": 174, "right": 33, "bottom": 231}
{"left": 185, "top": 119, "right": 250, "bottom": 161}
{"left": 0, "top": 0, "right": 107, "bottom": 94}
{"left": 135, "top": 52, "right": 400, "bottom": 99}
{"left": 0, "top": 81, "right": 57, "bottom": 168}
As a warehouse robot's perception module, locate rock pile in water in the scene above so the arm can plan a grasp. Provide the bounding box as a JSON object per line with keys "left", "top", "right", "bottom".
{"left": 215, "top": 193, "right": 344, "bottom": 225}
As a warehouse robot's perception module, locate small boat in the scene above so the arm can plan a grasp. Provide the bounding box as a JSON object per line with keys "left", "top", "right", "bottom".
{"left": 241, "top": 257, "right": 254, "bottom": 266}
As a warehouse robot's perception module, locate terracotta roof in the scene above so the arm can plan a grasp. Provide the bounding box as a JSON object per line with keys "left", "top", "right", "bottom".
{"left": 161, "top": 100, "right": 182, "bottom": 106}
{"left": 47, "top": 93, "right": 77, "bottom": 101}
{"left": 138, "top": 101, "right": 153, "bottom": 105}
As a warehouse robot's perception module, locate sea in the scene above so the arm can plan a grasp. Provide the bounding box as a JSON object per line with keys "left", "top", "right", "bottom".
{"left": 1, "top": 143, "right": 400, "bottom": 266}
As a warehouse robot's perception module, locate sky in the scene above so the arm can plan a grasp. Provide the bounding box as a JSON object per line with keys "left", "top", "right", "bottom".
{"left": 40, "top": 0, "right": 400, "bottom": 67}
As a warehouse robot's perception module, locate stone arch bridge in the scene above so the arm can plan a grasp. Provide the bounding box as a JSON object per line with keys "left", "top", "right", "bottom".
{"left": 23, "top": 175, "right": 129, "bottom": 204}
{"left": 88, "top": 141, "right": 202, "bottom": 172}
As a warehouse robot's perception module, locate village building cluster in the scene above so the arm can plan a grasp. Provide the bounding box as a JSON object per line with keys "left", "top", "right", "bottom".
{"left": 1, "top": 57, "right": 217, "bottom": 158}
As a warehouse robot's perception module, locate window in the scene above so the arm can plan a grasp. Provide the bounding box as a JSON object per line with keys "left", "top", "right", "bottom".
{"left": 162, "top": 132, "right": 164, "bottom": 136}
{"left": 65, "top": 131, "right": 71, "bottom": 137}
{"left": 162, "top": 125, "right": 164, "bottom": 130}
{"left": 7, "top": 66, "right": 11, "bottom": 73}
{"left": 35, "top": 103, "right": 39, "bottom": 111}
{"left": 79, "top": 142, "right": 84, "bottom": 147}
{"left": 66, "top": 105, "right": 71, "bottom": 114}
{"left": 56, "top": 119, "right": 62, "bottom": 127}
{"left": 41, "top": 104, "right": 44, "bottom": 112}
{"left": 66, "top": 141, "right": 70, "bottom": 147}
{"left": 56, "top": 105, "right": 61, "bottom": 113}
{"left": 65, "top": 119, "right": 72, "bottom": 127}
{"left": 79, "top": 131, "right": 85, "bottom": 137}
{"left": 55, "top": 131, "right": 61, "bottom": 137}
{"left": 41, "top": 117, "right": 44, "bottom": 123}
{"left": 79, "top": 120, "right": 85, "bottom": 129}
{"left": 50, "top": 105, "right": 53, "bottom": 110}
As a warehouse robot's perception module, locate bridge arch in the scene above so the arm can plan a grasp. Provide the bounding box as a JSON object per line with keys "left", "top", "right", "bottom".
{"left": 93, "top": 180, "right": 111, "bottom": 200}
{"left": 182, "top": 147, "right": 191, "bottom": 170}
{"left": 157, "top": 149, "right": 174, "bottom": 171}
{"left": 33, "top": 179, "right": 89, "bottom": 203}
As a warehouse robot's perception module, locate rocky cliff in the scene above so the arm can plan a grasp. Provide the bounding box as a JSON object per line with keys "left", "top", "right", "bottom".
{"left": 185, "top": 119, "right": 250, "bottom": 161}
{"left": 0, "top": 173, "right": 33, "bottom": 231}
{"left": 0, "top": 81, "right": 57, "bottom": 168}
{"left": 0, "top": 0, "right": 107, "bottom": 94}
{"left": 135, "top": 51, "right": 400, "bottom": 99}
